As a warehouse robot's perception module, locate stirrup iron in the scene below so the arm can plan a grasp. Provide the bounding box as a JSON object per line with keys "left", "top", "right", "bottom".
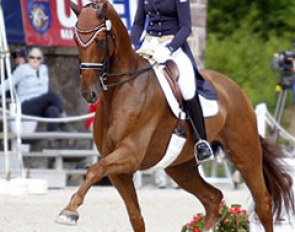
{"left": 194, "top": 139, "right": 214, "bottom": 164}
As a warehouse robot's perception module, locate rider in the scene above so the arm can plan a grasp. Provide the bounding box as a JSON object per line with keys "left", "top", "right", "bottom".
{"left": 130, "top": 0, "right": 214, "bottom": 162}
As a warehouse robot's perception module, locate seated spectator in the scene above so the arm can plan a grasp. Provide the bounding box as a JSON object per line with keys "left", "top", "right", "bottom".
{"left": 0, "top": 48, "right": 26, "bottom": 100}
{"left": 11, "top": 48, "right": 27, "bottom": 70}
{"left": 0, "top": 47, "right": 68, "bottom": 132}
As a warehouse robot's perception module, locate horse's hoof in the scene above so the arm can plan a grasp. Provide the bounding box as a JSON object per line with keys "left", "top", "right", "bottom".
{"left": 55, "top": 209, "right": 79, "bottom": 226}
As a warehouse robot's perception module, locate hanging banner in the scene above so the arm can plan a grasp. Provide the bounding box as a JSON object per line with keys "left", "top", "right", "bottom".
{"left": 2, "top": 0, "right": 25, "bottom": 44}
{"left": 20, "top": 0, "right": 135, "bottom": 47}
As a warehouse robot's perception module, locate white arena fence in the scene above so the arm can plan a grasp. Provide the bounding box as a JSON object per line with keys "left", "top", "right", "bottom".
{"left": 1, "top": 99, "right": 294, "bottom": 184}
{"left": 0, "top": 106, "right": 95, "bottom": 123}
{"left": 255, "top": 102, "right": 295, "bottom": 143}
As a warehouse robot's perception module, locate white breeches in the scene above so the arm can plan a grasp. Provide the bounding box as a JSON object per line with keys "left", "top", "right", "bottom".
{"left": 140, "top": 37, "right": 196, "bottom": 100}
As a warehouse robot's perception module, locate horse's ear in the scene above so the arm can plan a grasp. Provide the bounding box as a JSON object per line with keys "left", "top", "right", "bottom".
{"left": 69, "top": 1, "right": 81, "bottom": 16}
{"left": 96, "top": 2, "right": 108, "bottom": 19}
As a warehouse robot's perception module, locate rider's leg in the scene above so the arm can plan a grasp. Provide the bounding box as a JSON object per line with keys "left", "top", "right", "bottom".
{"left": 172, "top": 48, "right": 214, "bottom": 163}
{"left": 183, "top": 95, "right": 214, "bottom": 162}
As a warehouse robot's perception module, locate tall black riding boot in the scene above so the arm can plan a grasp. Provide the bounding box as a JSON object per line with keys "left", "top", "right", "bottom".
{"left": 184, "top": 96, "right": 214, "bottom": 163}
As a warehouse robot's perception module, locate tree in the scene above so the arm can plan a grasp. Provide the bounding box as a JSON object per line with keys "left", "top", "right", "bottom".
{"left": 207, "top": 0, "right": 295, "bottom": 39}
{"left": 206, "top": 0, "right": 295, "bottom": 110}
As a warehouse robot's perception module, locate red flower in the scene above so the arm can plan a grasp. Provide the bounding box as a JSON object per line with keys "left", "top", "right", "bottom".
{"left": 241, "top": 209, "right": 247, "bottom": 215}
{"left": 228, "top": 206, "right": 241, "bottom": 214}
{"left": 188, "top": 221, "right": 194, "bottom": 227}
{"left": 193, "top": 215, "right": 203, "bottom": 222}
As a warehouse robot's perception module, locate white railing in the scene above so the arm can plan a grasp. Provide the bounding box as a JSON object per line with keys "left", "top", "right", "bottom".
{"left": 0, "top": 97, "right": 95, "bottom": 179}
{"left": 0, "top": 1, "right": 14, "bottom": 179}
{"left": 255, "top": 102, "right": 295, "bottom": 143}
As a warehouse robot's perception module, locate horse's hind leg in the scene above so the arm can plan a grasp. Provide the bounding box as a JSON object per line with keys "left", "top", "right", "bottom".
{"left": 228, "top": 139, "right": 273, "bottom": 232}
{"left": 166, "top": 159, "right": 223, "bottom": 230}
{"left": 109, "top": 174, "right": 145, "bottom": 232}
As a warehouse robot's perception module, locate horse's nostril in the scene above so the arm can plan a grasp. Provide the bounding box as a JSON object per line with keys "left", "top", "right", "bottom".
{"left": 81, "top": 90, "right": 97, "bottom": 103}
{"left": 90, "top": 91, "right": 98, "bottom": 103}
{"left": 91, "top": 91, "right": 97, "bottom": 100}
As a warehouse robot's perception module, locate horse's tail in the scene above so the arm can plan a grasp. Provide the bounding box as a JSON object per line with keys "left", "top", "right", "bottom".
{"left": 260, "top": 136, "right": 295, "bottom": 219}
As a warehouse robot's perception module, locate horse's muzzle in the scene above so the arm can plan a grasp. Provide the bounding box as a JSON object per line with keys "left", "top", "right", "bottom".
{"left": 81, "top": 90, "right": 98, "bottom": 104}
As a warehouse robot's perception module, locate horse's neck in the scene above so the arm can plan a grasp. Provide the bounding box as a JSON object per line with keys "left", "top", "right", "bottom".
{"left": 110, "top": 46, "right": 139, "bottom": 73}
{"left": 109, "top": 15, "right": 139, "bottom": 72}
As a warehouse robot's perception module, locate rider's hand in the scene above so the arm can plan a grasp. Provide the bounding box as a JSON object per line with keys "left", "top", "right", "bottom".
{"left": 153, "top": 46, "right": 171, "bottom": 64}
{"left": 136, "top": 41, "right": 153, "bottom": 57}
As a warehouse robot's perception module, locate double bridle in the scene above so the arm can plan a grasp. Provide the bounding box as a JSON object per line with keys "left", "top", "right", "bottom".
{"left": 75, "top": 4, "right": 154, "bottom": 90}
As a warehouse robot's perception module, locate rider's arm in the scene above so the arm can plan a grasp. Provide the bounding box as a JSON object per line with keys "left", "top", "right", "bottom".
{"left": 166, "top": 0, "right": 192, "bottom": 53}
{"left": 130, "top": 0, "right": 146, "bottom": 47}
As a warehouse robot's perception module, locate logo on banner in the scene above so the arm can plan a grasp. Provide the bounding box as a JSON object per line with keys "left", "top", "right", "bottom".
{"left": 27, "top": 0, "right": 51, "bottom": 35}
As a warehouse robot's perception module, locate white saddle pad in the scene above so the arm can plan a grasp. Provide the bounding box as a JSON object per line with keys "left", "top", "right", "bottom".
{"left": 154, "top": 66, "right": 218, "bottom": 118}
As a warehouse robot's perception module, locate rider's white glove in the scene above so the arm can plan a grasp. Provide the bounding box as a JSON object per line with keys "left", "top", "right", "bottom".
{"left": 153, "top": 46, "right": 171, "bottom": 64}
{"left": 136, "top": 41, "right": 153, "bottom": 56}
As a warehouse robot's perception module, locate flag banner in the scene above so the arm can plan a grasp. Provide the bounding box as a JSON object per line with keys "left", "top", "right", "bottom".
{"left": 17, "top": 0, "right": 134, "bottom": 47}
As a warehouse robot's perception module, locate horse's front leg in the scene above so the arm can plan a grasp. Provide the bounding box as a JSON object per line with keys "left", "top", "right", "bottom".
{"left": 109, "top": 174, "right": 145, "bottom": 232}
{"left": 55, "top": 146, "right": 141, "bottom": 226}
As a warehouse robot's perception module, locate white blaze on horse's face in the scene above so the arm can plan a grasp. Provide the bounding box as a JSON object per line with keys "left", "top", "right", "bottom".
{"left": 70, "top": 1, "right": 113, "bottom": 103}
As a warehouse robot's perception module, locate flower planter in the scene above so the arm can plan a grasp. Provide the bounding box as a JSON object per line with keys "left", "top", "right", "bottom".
{"left": 182, "top": 204, "right": 249, "bottom": 232}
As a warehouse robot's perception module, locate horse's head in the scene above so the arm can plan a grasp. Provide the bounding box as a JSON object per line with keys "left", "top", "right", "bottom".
{"left": 70, "top": 0, "right": 123, "bottom": 103}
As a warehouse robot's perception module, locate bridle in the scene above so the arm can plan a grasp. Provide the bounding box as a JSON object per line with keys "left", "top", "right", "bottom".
{"left": 75, "top": 3, "right": 155, "bottom": 91}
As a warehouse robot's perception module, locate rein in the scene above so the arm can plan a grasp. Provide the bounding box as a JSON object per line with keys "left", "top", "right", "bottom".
{"left": 75, "top": 11, "right": 155, "bottom": 90}
{"left": 98, "top": 65, "right": 156, "bottom": 90}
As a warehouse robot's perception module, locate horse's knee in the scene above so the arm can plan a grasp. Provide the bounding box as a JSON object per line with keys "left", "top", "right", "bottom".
{"left": 85, "top": 164, "right": 104, "bottom": 183}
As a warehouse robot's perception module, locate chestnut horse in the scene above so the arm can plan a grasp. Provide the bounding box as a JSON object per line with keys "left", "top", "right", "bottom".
{"left": 56, "top": 1, "right": 294, "bottom": 231}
